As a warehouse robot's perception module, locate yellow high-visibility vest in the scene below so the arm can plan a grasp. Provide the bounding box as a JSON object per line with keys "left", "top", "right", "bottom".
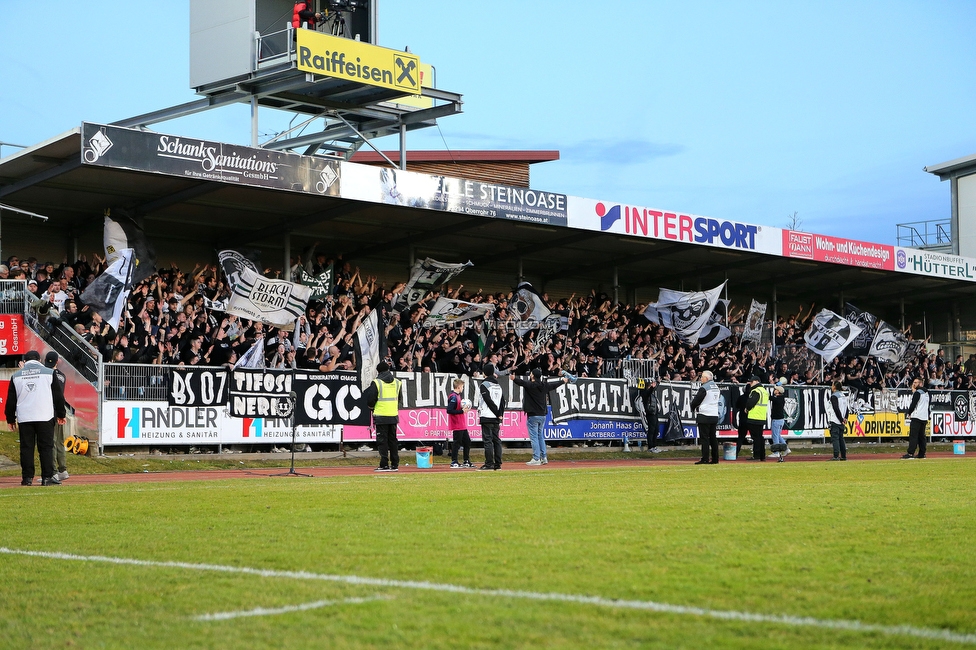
{"left": 747, "top": 385, "right": 769, "bottom": 421}
{"left": 373, "top": 378, "right": 400, "bottom": 417}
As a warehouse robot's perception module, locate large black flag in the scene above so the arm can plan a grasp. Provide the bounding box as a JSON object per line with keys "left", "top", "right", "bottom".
{"left": 104, "top": 214, "right": 156, "bottom": 284}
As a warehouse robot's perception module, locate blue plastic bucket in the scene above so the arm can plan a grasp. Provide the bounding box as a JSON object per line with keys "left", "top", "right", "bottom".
{"left": 723, "top": 443, "right": 737, "bottom": 461}
{"left": 954, "top": 440, "right": 965, "bottom": 455}
{"left": 415, "top": 447, "right": 433, "bottom": 468}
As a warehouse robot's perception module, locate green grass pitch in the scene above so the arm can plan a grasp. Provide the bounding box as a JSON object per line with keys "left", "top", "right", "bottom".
{"left": 2, "top": 459, "right": 975, "bottom": 649}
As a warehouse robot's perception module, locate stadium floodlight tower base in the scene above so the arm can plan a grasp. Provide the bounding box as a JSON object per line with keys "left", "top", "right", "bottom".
{"left": 271, "top": 392, "right": 312, "bottom": 478}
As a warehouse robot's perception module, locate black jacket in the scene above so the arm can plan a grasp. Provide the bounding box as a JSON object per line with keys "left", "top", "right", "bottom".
{"left": 511, "top": 375, "right": 559, "bottom": 416}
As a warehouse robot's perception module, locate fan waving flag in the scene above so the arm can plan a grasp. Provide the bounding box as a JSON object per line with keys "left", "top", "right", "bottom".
{"left": 642, "top": 282, "right": 725, "bottom": 346}
{"left": 80, "top": 247, "right": 135, "bottom": 331}
{"left": 741, "top": 300, "right": 767, "bottom": 348}
{"left": 423, "top": 297, "right": 495, "bottom": 328}
{"left": 845, "top": 303, "right": 878, "bottom": 356}
{"left": 354, "top": 309, "right": 383, "bottom": 390}
{"left": 394, "top": 258, "right": 472, "bottom": 312}
{"left": 803, "top": 309, "right": 862, "bottom": 363}
{"left": 218, "top": 250, "right": 260, "bottom": 292}
{"left": 869, "top": 321, "right": 910, "bottom": 365}
{"left": 510, "top": 282, "right": 551, "bottom": 337}
{"left": 104, "top": 215, "right": 156, "bottom": 284}
{"left": 226, "top": 266, "right": 310, "bottom": 331}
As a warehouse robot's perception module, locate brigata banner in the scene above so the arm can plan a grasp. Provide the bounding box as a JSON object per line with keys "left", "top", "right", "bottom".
{"left": 81, "top": 123, "right": 340, "bottom": 197}
{"left": 548, "top": 378, "right": 638, "bottom": 424}
{"left": 293, "top": 371, "right": 370, "bottom": 426}
{"left": 168, "top": 368, "right": 229, "bottom": 407}
{"left": 228, "top": 369, "right": 293, "bottom": 418}
{"left": 783, "top": 230, "right": 894, "bottom": 270}
{"left": 341, "top": 163, "right": 568, "bottom": 227}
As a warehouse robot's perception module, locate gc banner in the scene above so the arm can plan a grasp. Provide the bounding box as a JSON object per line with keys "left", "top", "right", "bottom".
{"left": 294, "top": 371, "right": 370, "bottom": 426}
{"left": 168, "top": 368, "right": 229, "bottom": 407}
{"left": 229, "top": 369, "right": 293, "bottom": 418}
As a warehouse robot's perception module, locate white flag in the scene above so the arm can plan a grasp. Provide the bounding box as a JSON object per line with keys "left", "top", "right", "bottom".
{"left": 226, "top": 266, "right": 310, "bottom": 331}
{"left": 422, "top": 297, "right": 495, "bottom": 328}
{"left": 642, "top": 282, "right": 725, "bottom": 346}
{"left": 234, "top": 337, "right": 266, "bottom": 369}
{"left": 741, "top": 300, "right": 767, "bottom": 347}
{"left": 803, "top": 309, "right": 862, "bottom": 363}
{"left": 355, "top": 309, "right": 381, "bottom": 390}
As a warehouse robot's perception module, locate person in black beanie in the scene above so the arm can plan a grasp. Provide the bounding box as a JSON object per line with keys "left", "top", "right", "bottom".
{"left": 477, "top": 363, "right": 506, "bottom": 471}
{"left": 512, "top": 367, "right": 568, "bottom": 466}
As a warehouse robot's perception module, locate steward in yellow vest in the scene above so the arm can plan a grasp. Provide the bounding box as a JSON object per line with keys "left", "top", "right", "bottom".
{"left": 364, "top": 361, "right": 401, "bottom": 471}
{"left": 743, "top": 375, "right": 769, "bottom": 461}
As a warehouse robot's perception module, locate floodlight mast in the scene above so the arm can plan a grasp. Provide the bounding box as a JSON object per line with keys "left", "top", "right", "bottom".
{"left": 113, "top": 0, "right": 461, "bottom": 167}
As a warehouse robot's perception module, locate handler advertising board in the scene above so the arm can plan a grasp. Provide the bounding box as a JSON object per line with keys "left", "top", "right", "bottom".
{"left": 81, "top": 123, "right": 340, "bottom": 197}
{"left": 103, "top": 401, "right": 340, "bottom": 445}
{"left": 341, "top": 163, "right": 568, "bottom": 227}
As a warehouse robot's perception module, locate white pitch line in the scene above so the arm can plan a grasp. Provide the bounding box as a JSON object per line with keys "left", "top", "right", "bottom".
{"left": 195, "top": 595, "right": 388, "bottom": 621}
{"left": 2, "top": 547, "right": 974, "bottom": 645}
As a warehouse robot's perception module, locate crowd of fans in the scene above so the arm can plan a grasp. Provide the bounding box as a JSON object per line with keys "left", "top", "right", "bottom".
{"left": 6, "top": 251, "right": 971, "bottom": 391}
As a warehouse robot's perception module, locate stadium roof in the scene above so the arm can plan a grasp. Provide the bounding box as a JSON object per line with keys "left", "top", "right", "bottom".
{"left": 0, "top": 127, "right": 973, "bottom": 330}
{"left": 924, "top": 153, "right": 976, "bottom": 180}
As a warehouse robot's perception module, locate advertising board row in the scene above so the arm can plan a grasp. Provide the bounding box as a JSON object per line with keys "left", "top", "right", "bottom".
{"left": 80, "top": 123, "right": 976, "bottom": 283}
{"left": 100, "top": 372, "right": 974, "bottom": 447}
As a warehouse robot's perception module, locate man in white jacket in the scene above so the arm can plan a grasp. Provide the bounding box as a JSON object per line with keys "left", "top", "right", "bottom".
{"left": 902, "top": 378, "right": 930, "bottom": 460}
{"left": 6, "top": 350, "right": 67, "bottom": 485}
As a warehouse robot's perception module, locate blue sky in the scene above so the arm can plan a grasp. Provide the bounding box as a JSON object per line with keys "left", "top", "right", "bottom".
{"left": 2, "top": 1, "right": 974, "bottom": 244}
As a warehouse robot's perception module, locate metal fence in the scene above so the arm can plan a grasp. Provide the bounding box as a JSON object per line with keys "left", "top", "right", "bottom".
{"left": 102, "top": 363, "right": 227, "bottom": 402}
{"left": 618, "top": 359, "right": 658, "bottom": 381}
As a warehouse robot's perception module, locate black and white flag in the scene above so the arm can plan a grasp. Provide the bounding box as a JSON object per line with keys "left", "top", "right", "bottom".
{"left": 803, "top": 309, "right": 862, "bottom": 363}
{"left": 510, "top": 282, "right": 552, "bottom": 337}
{"left": 104, "top": 215, "right": 156, "bottom": 284}
{"left": 228, "top": 369, "right": 294, "bottom": 418}
{"left": 218, "top": 250, "right": 260, "bottom": 292}
{"left": 234, "top": 337, "right": 266, "bottom": 369}
{"left": 226, "top": 266, "right": 311, "bottom": 331}
{"left": 80, "top": 247, "right": 135, "bottom": 331}
{"left": 422, "top": 297, "right": 495, "bottom": 328}
{"left": 698, "top": 299, "right": 732, "bottom": 349}
{"left": 642, "top": 282, "right": 725, "bottom": 346}
{"left": 845, "top": 303, "right": 878, "bottom": 356}
{"left": 354, "top": 309, "right": 382, "bottom": 390}
{"left": 741, "top": 300, "right": 767, "bottom": 348}
{"left": 394, "top": 258, "right": 472, "bottom": 312}
{"left": 298, "top": 265, "right": 333, "bottom": 300}
{"left": 294, "top": 371, "right": 370, "bottom": 426}
{"left": 869, "top": 321, "right": 910, "bottom": 366}
{"left": 168, "top": 368, "right": 229, "bottom": 406}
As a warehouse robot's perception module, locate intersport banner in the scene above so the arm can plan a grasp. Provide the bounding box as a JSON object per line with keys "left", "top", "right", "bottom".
{"left": 565, "top": 196, "right": 782, "bottom": 256}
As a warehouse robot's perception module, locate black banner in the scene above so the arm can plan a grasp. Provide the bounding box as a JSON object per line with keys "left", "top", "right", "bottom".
{"left": 294, "top": 371, "right": 370, "bottom": 426}
{"left": 548, "top": 378, "right": 637, "bottom": 424}
{"left": 82, "top": 123, "right": 340, "bottom": 198}
{"left": 229, "top": 369, "right": 293, "bottom": 418}
{"left": 394, "top": 372, "right": 524, "bottom": 411}
{"left": 168, "top": 368, "right": 229, "bottom": 407}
